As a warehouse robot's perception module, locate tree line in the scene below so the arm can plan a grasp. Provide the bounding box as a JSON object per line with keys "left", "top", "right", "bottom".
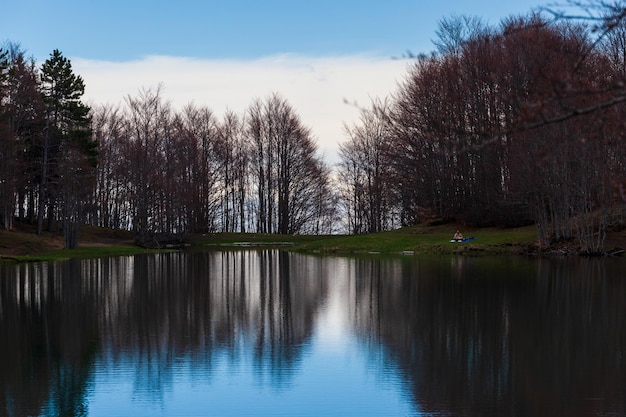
{"left": 339, "top": 14, "right": 626, "bottom": 253}
{"left": 0, "top": 46, "right": 95, "bottom": 248}
{"left": 93, "top": 88, "right": 336, "bottom": 244}
{"left": 1, "top": 10, "right": 626, "bottom": 253}
{"left": 0, "top": 45, "right": 336, "bottom": 246}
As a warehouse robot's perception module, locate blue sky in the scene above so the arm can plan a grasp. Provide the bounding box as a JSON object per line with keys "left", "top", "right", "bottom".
{"left": 5, "top": 0, "right": 549, "bottom": 163}
{"left": 6, "top": 0, "right": 547, "bottom": 61}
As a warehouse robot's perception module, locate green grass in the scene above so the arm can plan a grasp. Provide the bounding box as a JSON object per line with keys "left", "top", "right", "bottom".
{"left": 188, "top": 224, "right": 539, "bottom": 255}
{"left": 1, "top": 222, "right": 541, "bottom": 263}
{"left": 289, "top": 225, "right": 538, "bottom": 255}
{"left": 0, "top": 245, "right": 162, "bottom": 263}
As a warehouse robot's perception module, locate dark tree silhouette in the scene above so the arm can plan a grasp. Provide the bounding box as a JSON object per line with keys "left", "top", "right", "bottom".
{"left": 39, "top": 49, "right": 95, "bottom": 247}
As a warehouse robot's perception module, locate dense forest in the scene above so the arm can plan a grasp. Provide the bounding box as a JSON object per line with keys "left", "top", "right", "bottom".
{"left": 339, "top": 14, "right": 626, "bottom": 252}
{"left": 1, "top": 12, "right": 626, "bottom": 253}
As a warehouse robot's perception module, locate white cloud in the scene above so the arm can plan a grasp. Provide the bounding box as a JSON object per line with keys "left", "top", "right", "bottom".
{"left": 72, "top": 54, "right": 409, "bottom": 164}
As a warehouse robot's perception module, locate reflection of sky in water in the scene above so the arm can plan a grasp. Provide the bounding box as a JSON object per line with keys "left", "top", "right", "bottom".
{"left": 86, "top": 263, "right": 416, "bottom": 416}
{"left": 11, "top": 253, "right": 625, "bottom": 416}
{"left": 87, "top": 313, "right": 415, "bottom": 416}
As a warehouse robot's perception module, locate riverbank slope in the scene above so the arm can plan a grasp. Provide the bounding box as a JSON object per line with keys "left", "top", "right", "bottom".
{"left": 3, "top": 221, "right": 624, "bottom": 262}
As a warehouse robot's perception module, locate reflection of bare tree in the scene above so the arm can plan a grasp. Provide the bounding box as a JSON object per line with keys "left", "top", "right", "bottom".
{"left": 3, "top": 253, "right": 626, "bottom": 416}
{"left": 102, "top": 250, "right": 327, "bottom": 392}
{"left": 510, "top": 258, "right": 626, "bottom": 416}
{"left": 0, "top": 250, "right": 328, "bottom": 415}
{"left": 349, "top": 256, "right": 626, "bottom": 417}
{"left": 0, "top": 259, "right": 100, "bottom": 417}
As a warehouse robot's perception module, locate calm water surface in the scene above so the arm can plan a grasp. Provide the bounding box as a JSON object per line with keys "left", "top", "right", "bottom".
{"left": 1, "top": 251, "right": 625, "bottom": 416}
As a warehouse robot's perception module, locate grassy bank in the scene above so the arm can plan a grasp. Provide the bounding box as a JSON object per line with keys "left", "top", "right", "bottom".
{"left": 0, "top": 223, "right": 156, "bottom": 263}
{"left": 2, "top": 221, "right": 625, "bottom": 263}
{"left": 188, "top": 224, "right": 540, "bottom": 255}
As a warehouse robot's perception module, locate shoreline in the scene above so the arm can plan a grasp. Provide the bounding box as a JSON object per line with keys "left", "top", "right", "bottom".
{"left": 3, "top": 222, "right": 624, "bottom": 263}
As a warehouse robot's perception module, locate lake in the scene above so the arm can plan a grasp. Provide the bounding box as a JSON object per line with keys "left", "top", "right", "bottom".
{"left": 1, "top": 250, "right": 625, "bottom": 416}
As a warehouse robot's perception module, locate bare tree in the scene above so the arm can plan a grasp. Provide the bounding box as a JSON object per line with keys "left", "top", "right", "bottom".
{"left": 599, "top": 12, "right": 626, "bottom": 76}
{"left": 433, "top": 15, "right": 487, "bottom": 56}
{"left": 177, "top": 103, "right": 221, "bottom": 233}
{"left": 338, "top": 99, "right": 397, "bottom": 234}
{"left": 247, "top": 93, "right": 332, "bottom": 234}
{"left": 91, "top": 104, "right": 133, "bottom": 229}
{"left": 123, "top": 86, "right": 173, "bottom": 244}
{"left": 389, "top": 14, "right": 624, "bottom": 252}
{"left": 216, "top": 110, "right": 250, "bottom": 232}
{"left": 0, "top": 44, "right": 46, "bottom": 229}
{"left": 0, "top": 47, "right": 12, "bottom": 230}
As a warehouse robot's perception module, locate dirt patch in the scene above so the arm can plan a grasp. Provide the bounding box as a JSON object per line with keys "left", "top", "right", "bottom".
{"left": 0, "top": 231, "right": 63, "bottom": 256}
{"left": 0, "top": 222, "right": 133, "bottom": 257}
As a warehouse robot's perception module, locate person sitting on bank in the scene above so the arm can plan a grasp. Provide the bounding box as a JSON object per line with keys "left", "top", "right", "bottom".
{"left": 453, "top": 230, "right": 464, "bottom": 241}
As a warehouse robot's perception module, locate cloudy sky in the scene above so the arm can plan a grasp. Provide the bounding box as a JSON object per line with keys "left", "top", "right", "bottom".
{"left": 5, "top": 0, "right": 549, "bottom": 163}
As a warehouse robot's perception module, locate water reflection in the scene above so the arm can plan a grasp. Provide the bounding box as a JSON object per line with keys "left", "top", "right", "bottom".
{"left": 361, "top": 256, "right": 626, "bottom": 417}
{"left": 0, "top": 252, "right": 625, "bottom": 416}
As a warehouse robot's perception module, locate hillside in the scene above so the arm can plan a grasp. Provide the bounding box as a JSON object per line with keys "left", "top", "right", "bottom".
{"left": 0, "top": 222, "right": 135, "bottom": 260}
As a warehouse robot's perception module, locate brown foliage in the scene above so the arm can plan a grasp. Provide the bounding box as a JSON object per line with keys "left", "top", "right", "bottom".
{"left": 377, "top": 14, "right": 626, "bottom": 252}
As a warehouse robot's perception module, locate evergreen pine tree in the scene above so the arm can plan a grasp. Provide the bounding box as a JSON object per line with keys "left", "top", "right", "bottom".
{"left": 39, "top": 49, "right": 96, "bottom": 248}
